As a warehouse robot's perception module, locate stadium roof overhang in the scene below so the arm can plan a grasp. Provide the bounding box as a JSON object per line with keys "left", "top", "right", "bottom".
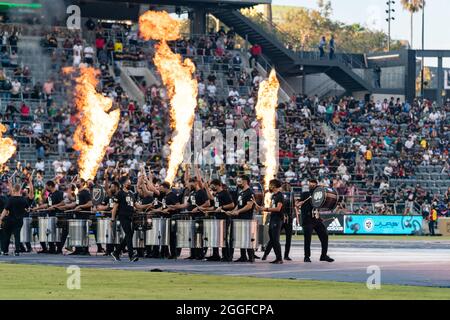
{"left": 75, "top": 0, "right": 270, "bottom": 8}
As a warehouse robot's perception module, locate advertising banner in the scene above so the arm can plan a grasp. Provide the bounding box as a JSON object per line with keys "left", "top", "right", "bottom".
{"left": 344, "top": 215, "right": 423, "bottom": 235}
{"left": 293, "top": 214, "right": 345, "bottom": 234}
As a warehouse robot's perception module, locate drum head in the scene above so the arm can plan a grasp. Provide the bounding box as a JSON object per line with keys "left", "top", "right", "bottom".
{"left": 311, "top": 187, "right": 326, "bottom": 208}
{"left": 92, "top": 185, "right": 106, "bottom": 206}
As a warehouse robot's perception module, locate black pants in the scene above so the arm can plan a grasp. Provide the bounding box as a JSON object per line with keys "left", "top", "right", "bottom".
{"left": 1, "top": 219, "right": 23, "bottom": 253}
{"left": 429, "top": 221, "right": 436, "bottom": 235}
{"left": 211, "top": 218, "right": 232, "bottom": 260}
{"left": 264, "top": 216, "right": 293, "bottom": 259}
{"left": 114, "top": 217, "right": 134, "bottom": 259}
{"left": 303, "top": 219, "right": 328, "bottom": 258}
{"left": 264, "top": 218, "right": 282, "bottom": 261}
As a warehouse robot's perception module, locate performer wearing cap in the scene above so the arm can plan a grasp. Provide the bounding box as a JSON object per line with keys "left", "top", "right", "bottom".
{"left": 110, "top": 177, "right": 139, "bottom": 262}
{"left": 296, "top": 179, "right": 334, "bottom": 263}
{"left": 205, "top": 179, "right": 235, "bottom": 262}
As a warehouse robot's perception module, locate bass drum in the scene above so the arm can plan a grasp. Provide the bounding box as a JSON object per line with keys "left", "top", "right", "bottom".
{"left": 312, "top": 187, "right": 339, "bottom": 211}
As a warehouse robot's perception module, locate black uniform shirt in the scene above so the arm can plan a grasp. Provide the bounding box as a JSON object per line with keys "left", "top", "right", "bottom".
{"left": 5, "top": 196, "right": 31, "bottom": 221}
{"left": 76, "top": 189, "right": 91, "bottom": 206}
{"left": 162, "top": 191, "right": 180, "bottom": 215}
{"left": 48, "top": 190, "right": 64, "bottom": 212}
{"left": 187, "top": 188, "right": 208, "bottom": 211}
{"left": 214, "top": 189, "right": 233, "bottom": 219}
{"left": 236, "top": 187, "right": 254, "bottom": 220}
{"left": 300, "top": 190, "right": 315, "bottom": 226}
{"left": 270, "top": 192, "right": 284, "bottom": 222}
{"left": 114, "top": 190, "right": 135, "bottom": 218}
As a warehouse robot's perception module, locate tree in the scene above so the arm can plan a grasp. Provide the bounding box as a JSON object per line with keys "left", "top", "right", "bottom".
{"left": 401, "top": 0, "right": 425, "bottom": 48}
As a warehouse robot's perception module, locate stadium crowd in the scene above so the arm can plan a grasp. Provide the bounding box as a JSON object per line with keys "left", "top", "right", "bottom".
{"left": 0, "top": 20, "right": 448, "bottom": 221}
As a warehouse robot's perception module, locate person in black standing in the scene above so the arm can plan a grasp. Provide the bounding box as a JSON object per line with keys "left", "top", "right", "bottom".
{"left": 94, "top": 181, "right": 117, "bottom": 256}
{"left": 62, "top": 179, "right": 93, "bottom": 255}
{"left": 261, "top": 179, "right": 284, "bottom": 264}
{"left": 0, "top": 175, "right": 34, "bottom": 256}
{"left": 231, "top": 175, "right": 255, "bottom": 263}
{"left": 32, "top": 180, "right": 65, "bottom": 254}
{"left": 296, "top": 179, "right": 334, "bottom": 263}
{"left": 159, "top": 181, "right": 181, "bottom": 259}
{"left": 188, "top": 176, "right": 210, "bottom": 260}
{"left": 205, "top": 179, "right": 235, "bottom": 262}
{"left": 111, "top": 177, "right": 138, "bottom": 262}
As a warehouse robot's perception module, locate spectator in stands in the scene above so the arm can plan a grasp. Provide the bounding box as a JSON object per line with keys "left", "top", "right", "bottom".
{"left": 319, "top": 36, "right": 326, "bottom": 58}
{"left": 84, "top": 44, "right": 94, "bottom": 65}
{"left": 249, "top": 43, "right": 262, "bottom": 68}
{"left": 73, "top": 40, "right": 83, "bottom": 67}
{"left": 35, "top": 158, "right": 45, "bottom": 173}
{"left": 329, "top": 35, "right": 335, "bottom": 60}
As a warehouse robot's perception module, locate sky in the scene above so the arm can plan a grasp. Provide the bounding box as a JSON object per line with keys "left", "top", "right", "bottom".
{"left": 272, "top": 0, "right": 449, "bottom": 66}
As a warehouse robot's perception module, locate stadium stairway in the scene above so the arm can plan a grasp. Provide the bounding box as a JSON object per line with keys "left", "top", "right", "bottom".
{"left": 211, "top": 9, "right": 372, "bottom": 95}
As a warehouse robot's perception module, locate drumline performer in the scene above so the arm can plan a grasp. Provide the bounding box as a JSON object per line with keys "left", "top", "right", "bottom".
{"left": 158, "top": 181, "right": 181, "bottom": 259}
{"left": 261, "top": 179, "right": 284, "bottom": 264}
{"left": 0, "top": 175, "right": 34, "bottom": 256}
{"left": 204, "top": 179, "right": 234, "bottom": 262}
{"left": 230, "top": 175, "right": 255, "bottom": 263}
{"left": 32, "top": 180, "right": 66, "bottom": 254}
{"left": 110, "top": 177, "right": 139, "bottom": 262}
{"left": 296, "top": 179, "right": 334, "bottom": 263}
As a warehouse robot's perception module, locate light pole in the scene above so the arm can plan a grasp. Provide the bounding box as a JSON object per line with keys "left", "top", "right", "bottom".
{"left": 420, "top": 1, "right": 426, "bottom": 98}
{"left": 386, "top": 1, "right": 396, "bottom": 51}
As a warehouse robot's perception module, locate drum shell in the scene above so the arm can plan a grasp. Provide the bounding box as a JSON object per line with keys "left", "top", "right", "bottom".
{"left": 67, "top": 219, "right": 90, "bottom": 247}
{"left": 312, "top": 187, "right": 339, "bottom": 211}
{"left": 96, "top": 218, "right": 123, "bottom": 245}
{"left": 38, "top": 217, "right": 58, "bottom": 242}
{"left": 132, "top": 229, "right": 146, "bottom": 248}
{"left": 176, "top": 220, "right": 203, "bottom": 248}
{"left": 145, "top": 218, "right": 170, "bottom": 246}
{"left": 20, "top": 217, "right": 32, "bottom": 243}
{"left": 202, "top": 219, "right": 225, "bottom": 248}
{"left": 232, "top": 219, "right": 258, "bottom": 249}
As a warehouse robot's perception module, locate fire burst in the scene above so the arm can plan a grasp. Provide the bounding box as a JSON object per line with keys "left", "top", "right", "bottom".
{"left": 0, "top": 124, "right": 16, "bottom": 166}
{"left": 255, "top": 69, "right": 280, "bottom": 217}
{"left": 67, "top": 67, "right": 120, "bottom": 181}
{"left": 139, "top": 10, "right": 198, "bottom": 185}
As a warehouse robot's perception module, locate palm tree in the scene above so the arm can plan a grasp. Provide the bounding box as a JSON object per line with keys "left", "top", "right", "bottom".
{"left": 401, "top": 0, "right": 425, "bottom": 48}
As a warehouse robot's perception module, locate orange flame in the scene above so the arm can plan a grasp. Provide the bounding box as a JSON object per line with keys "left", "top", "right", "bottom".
{"left": 255, "top": 69, "right": 280, "bottom": 219}
{"left": 139, "top": 10, "right": 198, "bottom": 185}
{"left": 0, "top": 124, "right": 16, "bottom": 166}
{"left": 69, "top": 67, "right": 120, "bottom": 181}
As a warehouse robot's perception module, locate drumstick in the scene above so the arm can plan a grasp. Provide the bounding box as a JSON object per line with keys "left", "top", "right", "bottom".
{"left": 296, "top": 196, "right": 311, "bottom": 208}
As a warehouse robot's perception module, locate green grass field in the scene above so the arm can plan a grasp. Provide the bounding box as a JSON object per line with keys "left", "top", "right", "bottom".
{"left": 1, "top": 263, "right": 449, "bottom": 300}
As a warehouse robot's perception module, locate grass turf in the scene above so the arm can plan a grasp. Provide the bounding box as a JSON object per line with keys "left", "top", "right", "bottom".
{"left": 0, "top": 263, "right": 449, "bottom": 300}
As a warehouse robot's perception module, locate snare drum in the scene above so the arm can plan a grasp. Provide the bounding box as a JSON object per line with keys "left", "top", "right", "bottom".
{"left": 38, "top": 217, "right": 58, "bottom": 243}
{"left": 67, "top": 219, "right": 90, "bottom": 247}
{"left": 202, "top": 218, "right": 225, "bottom": 248}
{"left": 133, "top": 228, "right": 146, "bottom": 249}
{"left": 255, "top": 215, "right": 269, "bottom": 248}
{"left": 312, "top": 187, "right": 339, "bottom": 211}
{"left": 145, "top": 217, "right": 170, "bottom": 246}
{"left": 175, "top": 218, "right": 203, "bottom": 248}
{"left": 232, "top": 219, "right": 258, "bottom": 249}
{"left": 96, "top": 218, "right": 123, "bottom": 244}
{"left": 20, "top": 217, "right": 32, "bottom": 243}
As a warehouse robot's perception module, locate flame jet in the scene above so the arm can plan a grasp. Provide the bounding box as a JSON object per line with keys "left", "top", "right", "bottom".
{"left": 0, "top": 124, "right": 16, "bottom": 166}
{"left": 65, "top": 67, "right": 120, "bottom": 181}
{"left": 255, "top": 69, "right": 280, "bottom": 222}
{"left": 139, "top": 10, "right": 198, "bottom": 185}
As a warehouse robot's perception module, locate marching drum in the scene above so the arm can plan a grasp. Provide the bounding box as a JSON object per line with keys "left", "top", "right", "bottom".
{"left": 38, "top": 217, "right": 58, "bottom": 242}
{"left": 176, "top": 218, "right": 203, "bottom": 248}
{"left": 145, "top": 217, "right": 170, "bottom": 246}
{"left": 232, "top": 219, "right": 258, "bottom": 249}
{"left": 67, "top": 219, "right": 90, "bottom": 247}
{"left": 133, "top": 228, "right": 146, "bottom": 249}
{"left": 20, "top": 217, "right": 33, "bottom": 243}
{"left": 312, "top": 187, "right": 339, "bottom": 211}
{"left": 202, "top": 217, "right": 225, "bottom": 248}
{"left": 255, "top": 215, "right": 269, "bottom": 248}
{"left": 97, "top": 218, "right": 123, "bottom": 245}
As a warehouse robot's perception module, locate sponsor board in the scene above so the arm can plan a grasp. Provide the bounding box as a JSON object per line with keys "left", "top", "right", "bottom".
{"left": 344, "top": 215, "right": 423, "bottom": 235}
